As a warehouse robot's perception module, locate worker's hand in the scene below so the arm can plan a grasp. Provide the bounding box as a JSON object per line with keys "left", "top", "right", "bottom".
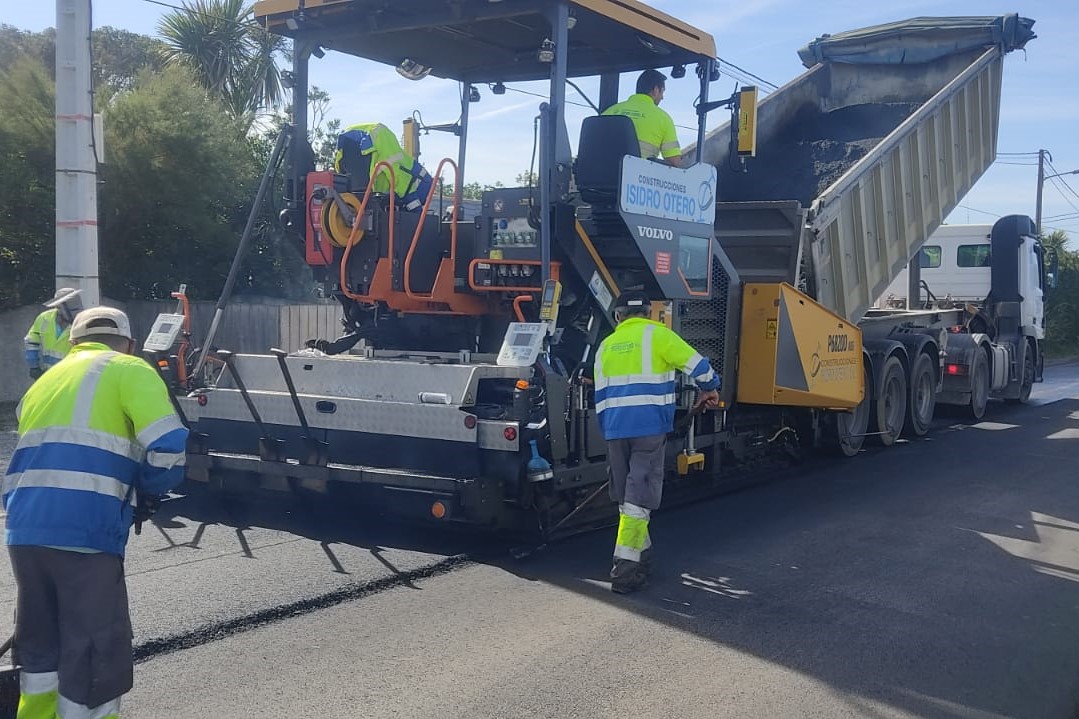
{"left": 693, "top": 389, "right": 720, "bottom": 411}
{"left": 133, "top": 495, "right": 163, "bottom": 534}
{"left": 28, "top": 367, "right": 42, "bottom": 381}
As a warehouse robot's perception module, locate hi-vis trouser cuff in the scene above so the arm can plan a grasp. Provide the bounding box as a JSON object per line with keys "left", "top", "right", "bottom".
{"left": 19, "top": 671, "right": 60, "bottom": 719}
{"left": 58, "top": 695, "right": 121, "bottom": 719}
{"left": 614, "top": 502, "right": 651, "bottom": 561}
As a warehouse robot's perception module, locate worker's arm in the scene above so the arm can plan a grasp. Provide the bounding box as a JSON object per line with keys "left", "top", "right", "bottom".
{"left": 24, "top": 314, "right": 43, "bottom": 371}
{"left": 659, "top": 112, "right": 682, "bottom": 167}
{"left": 121, "top": 360, "right": 189, "bottom": 497}
{"left": 656, "top": 327, "right": 720, "bottom": 391}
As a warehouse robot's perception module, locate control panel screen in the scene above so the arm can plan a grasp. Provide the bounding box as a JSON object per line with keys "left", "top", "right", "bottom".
{"left": 497, "top": 322, "right": 547, "bottom": 367}
{"left": 679, "top": 235, "right": 711, "bottom": 293}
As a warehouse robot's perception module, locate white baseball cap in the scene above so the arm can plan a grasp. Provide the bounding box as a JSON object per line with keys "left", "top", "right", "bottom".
{"left": 44, "top": 287, "right": 83, "bottom": 309}
{"left": 70, "top": 306, "right": 133, "bottom": 342}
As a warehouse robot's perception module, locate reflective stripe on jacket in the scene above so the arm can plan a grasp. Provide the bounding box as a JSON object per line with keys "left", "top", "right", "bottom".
{"left": 594, "top": 318, "right": 719, "bottom": 440}
{"left": 334, "top": 122, "right": 433, "bottom": 210}
{"left": 3, "top": 343, "right": 188, "bottom": 556}
{"left": 24, "top": 309, "right": 71, "bottom": 370}
{"left": 601, "top": 94, "right": 681, "bottom": 160}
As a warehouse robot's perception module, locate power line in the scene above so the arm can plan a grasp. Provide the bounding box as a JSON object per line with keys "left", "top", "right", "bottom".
{"left": 716, "top": 56, "right": 778, "bottom": 90}
{"left": 997, "top": 151, "right": 1040, "bottom": 156}
{"left": 1045, "top": 159, "right": 1079, "bottom": 203}
{"left": 500, "top": 84, "right": 699, "bottom": 133}
{"left": 958, "top": 205, "right": 1001, "bottom": 218}
{"left": 140, "top": 0, "right": 260, "bottom": 29}
{"left": 1048, "top": 180, "right": 1079, "bottom": 215}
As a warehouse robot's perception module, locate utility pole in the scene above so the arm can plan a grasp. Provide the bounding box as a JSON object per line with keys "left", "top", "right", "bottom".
{"left": 55, "top": 0, "right": 100, "bottom": 306}
{"left": 1036, "top": 155, "right": 1079, "bottom": 237}
{"left": 1035, "top": 148, "right": 1047, "bottom": 237}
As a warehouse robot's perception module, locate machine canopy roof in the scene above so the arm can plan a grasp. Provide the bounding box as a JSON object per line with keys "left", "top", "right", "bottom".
{"left": 253, "top": 0, "right": 717, "bottom": 83}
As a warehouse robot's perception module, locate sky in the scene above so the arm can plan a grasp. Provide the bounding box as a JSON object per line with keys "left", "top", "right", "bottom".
{"left": 4, "top": 0, "right": 1078, "bottom": 236}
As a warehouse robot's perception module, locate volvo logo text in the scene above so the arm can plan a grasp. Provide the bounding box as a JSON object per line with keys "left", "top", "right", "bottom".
{"left": 637, "top": 225, "right": 674, "bottom": 241}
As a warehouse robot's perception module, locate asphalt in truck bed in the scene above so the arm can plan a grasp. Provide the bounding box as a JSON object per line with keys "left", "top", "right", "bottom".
{"left": 4, "top": 368, "right": 1079, "bottom": 717}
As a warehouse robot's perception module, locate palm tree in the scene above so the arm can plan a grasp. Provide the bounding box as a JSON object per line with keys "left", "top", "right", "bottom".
{"left": 157, "top": 0, "right": 285, "bottom": 127}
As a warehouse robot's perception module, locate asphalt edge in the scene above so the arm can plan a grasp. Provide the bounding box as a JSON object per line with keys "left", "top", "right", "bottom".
{"left": 132, "top": 554, "right": 472, "bottom": 663}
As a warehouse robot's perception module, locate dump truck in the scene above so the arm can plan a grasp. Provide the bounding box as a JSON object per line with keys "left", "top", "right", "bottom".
{"left": 166, "top": 2, "right": 1037, "bottom": 535}
{"left": 697, "top": 14, "right": 1047, "bottom": 451}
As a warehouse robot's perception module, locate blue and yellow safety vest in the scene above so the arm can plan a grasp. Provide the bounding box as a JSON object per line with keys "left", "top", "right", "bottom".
{"left": 24, "top": 308, "right": 71, "bottom": 371}
{"left": 334, "top": 122, "right": 433, "bottom": 211}
{"left": 594, "top": 317, "right": 719, "bottom": 440}
{"left": 3, "top": 343, "right": 188, "bottom": 556}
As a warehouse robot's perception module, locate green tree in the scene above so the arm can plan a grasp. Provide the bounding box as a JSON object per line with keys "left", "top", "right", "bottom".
{"left": 0, "top": 25, "right": 167, "bottom": 98}
{"left": 157, "top": 0, "right": 286, "bottom": 128}
{"left": 308, "top": 86, "right": 342, "bottom": 169}
{"left": 99, "top": 65, "right": 309, "bottom": 301}
{"left": 0, "top": 58, "right": 56, "bottom": 307}
{"left": 1042, "top": 229, "right": 1079, "bottom": 356}
{"left": 443, "top": 180, "right": 503, "bottom": 200}
{"left": 91, "top": 27, "right": 169, "bottom": 97}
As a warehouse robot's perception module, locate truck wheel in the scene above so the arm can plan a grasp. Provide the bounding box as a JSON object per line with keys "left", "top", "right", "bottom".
{"left": 826, "top": 365, "right": 870, "bottom": 457}
{"left": 903, "top": 352, "right": 936, "bottom": 437}
{"left": 873, "top": 356, "right": 907, "bottom": 446}
{"left": 1006, "top": 344, "right": 1035, "bottom": 404}
{"left": 967, "top": 350, "right": 990, "bottom": 420}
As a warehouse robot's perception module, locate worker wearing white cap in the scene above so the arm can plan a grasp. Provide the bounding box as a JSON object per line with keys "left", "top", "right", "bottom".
{"left": 23, "top": 287, "right": 83, "bottom": 380}
{"left": 5, "top": 305, "right": 188, "bottom": 719}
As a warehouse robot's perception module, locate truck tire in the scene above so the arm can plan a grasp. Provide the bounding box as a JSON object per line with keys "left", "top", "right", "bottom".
{"left": 1006, "top": 343, "right": 1035, "bottom": 404}
{"left": 967, "top": 349, "right": 990, "bottom": 420}
{"left": 903, "top": 352, "right": 936, "bottom": 437}
{"left": 825, "top": 364, "right": 870, "bottom": 457}
{"left": 873, "top": 356, "right": 907, "bottom": 446}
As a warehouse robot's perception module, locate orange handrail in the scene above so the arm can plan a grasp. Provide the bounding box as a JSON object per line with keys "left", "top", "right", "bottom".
{"left": 512, "top": 295, "right": 533, "bottom": 322}
{"left": 403, "top": 158, "right": 459, "bottom": 300}
{"left": 339, "top": 161, "right": 397, "bottom": 302}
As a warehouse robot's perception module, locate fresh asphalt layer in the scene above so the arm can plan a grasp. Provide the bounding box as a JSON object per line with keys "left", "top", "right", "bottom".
{"left": 4, "top": 366, "right": 1079, "bottom": 717}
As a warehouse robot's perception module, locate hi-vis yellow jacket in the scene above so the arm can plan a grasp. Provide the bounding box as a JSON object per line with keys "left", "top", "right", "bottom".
{"left": 595, "top": 318, "right": 719, "bottom": 440}
{"left": 24, "top": 309, "right": 71, "bottom": 371}
{"left": 601, "top": 94, "right": 681, "bottom": 161}
{"left": 3, "top": 343, "right": 188, "bottom": 556}
{"left": 334, "top": 122, "right": 433, "bottom": 210}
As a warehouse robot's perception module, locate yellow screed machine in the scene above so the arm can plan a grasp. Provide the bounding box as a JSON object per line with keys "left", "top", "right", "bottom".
{"left": 738, "top": 283, "right": 864, "bottom": 410}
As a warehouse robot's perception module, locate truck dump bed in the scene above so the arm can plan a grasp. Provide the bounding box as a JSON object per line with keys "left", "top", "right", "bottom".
{"left": 695, "top": 15, "right": 1035, "bottom": 322}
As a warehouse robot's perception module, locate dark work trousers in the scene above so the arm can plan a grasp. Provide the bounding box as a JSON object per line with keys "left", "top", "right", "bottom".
{"left": 8, "top": 545, "right": 134, "bottom": 708}
{"left": 607, "top": 433, "right": 667, "bottom": 510}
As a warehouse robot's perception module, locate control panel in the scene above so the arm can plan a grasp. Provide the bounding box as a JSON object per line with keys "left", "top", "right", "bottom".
{"left": 143, "top": 313, "right": 186, "bottom": 353}
{"left": 473, "top": 187, "right": 549, "bottom": 292}
{"left": 491, "top": 217, "right": 538, "bottom": 248}
{"left": 496, "top": 322, "right": 547, "bottom": 367}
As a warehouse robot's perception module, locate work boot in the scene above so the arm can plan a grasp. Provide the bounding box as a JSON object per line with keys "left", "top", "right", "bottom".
{"left": 639, "top": 548, "right": 654, "bottom": 578}
{"left": 610, "top": 558, "right": 646, "bottom": 594}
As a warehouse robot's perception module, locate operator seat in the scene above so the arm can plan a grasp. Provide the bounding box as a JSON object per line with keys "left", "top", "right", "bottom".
{"left": 574, "top": 115, "right": 640, "bottom": 209}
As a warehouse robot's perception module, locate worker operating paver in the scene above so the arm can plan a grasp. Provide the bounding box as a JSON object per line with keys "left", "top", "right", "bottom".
{"left": 3, "top": 307, "right": 188, "bottom": 719}
{"left": 602, "top": 69, "right": 682, "bottom": 166}
{"left": 594, "top": 291, "right": 720, "bottom": 593}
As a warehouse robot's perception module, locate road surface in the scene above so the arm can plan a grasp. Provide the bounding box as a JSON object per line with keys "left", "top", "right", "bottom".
{"left": 3, "top": 365, "right": 1079, "bottom": 718}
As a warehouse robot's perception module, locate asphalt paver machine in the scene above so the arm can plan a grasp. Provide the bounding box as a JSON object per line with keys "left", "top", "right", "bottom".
{"left": 179, "top": 0, "right": 886, "bottom": 535}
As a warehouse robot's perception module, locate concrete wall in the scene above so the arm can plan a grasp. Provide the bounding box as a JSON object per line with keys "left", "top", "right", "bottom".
{"left": 0, "top": 299, "right": 341, "bottom": 403}
{"left": 0, "top": 304, "right": 49, "bottom": 405}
